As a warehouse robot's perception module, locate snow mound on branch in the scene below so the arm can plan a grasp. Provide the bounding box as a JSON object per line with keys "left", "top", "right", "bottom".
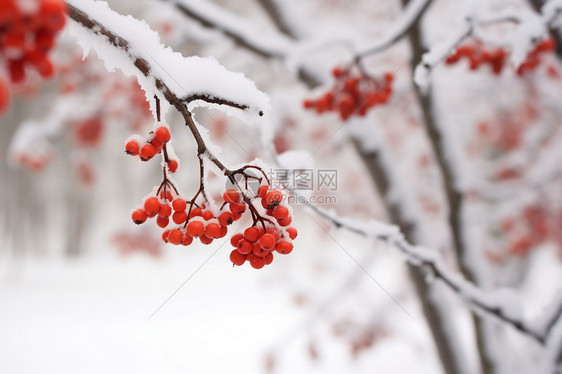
{"left": 66, "top": 0, "right": 270, "bottom": 121}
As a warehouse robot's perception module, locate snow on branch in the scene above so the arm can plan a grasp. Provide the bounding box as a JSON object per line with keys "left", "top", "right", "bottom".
{"left": 157, "top": 0, "right": 293, "bottom": 59}
{"left": 301, "top": 196, "right": 562, "bottom": 345}
{"left": 414, "top": 0, "right": 562, "bottom": 90}
{"left": 66, "top": 0, "right": 269, "bottom": 120}
{"left": 355, "top": 0, "right": 434, "bottom": 59}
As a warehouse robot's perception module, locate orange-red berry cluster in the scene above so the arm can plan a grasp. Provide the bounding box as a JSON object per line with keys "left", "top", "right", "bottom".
{"left": 125, "top": 125, "right": 179, "bottom": 172}
{"left": 445, "top": 38, "right": 556, "bottom": 76}
{"left": 131, "top": 184, "right": 298, "bottom": 269}
{"left": 228, "top": 185, "right": 297, "bottom": 269}
{"left": 303, "top": 66, "right": 394, "bottom": 120}
{"left": 132, "top": 189, "right": 238, "bottom": 247}
{"left": 0, "top": 0, "right": 67, "bottom": 111}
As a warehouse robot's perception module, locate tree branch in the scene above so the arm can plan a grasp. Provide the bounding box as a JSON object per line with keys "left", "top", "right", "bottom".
{"left": 298, "top": 193, "right": 561, "bottom": 346}
{"left": 157, "top": 0, "right": 291, "bottom": 59}
{"left": 354, "top": 0, "right": 435, "bottom": 60}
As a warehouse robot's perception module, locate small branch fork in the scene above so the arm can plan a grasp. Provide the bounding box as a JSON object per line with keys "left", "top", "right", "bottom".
{"left": 67, "top": 2, "right": 275, "bottom": 231}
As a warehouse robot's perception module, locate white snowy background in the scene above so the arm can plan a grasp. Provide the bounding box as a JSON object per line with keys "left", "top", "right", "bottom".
{"left": 1, "top": 0, "right": 562, "bottom": 373}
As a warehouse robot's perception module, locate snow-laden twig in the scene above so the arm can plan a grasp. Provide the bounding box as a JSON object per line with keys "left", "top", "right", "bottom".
{"left": 354, "top": 0, "right": 434, "bottom": 59}
{"left": 300, "top": 197, "right": 562, "bottom": 345}
{"left": 156, "top": 0, "right": 293, "bottom": 59}
{"left": 67, "top": 0, "right": 269, "bottom": 120}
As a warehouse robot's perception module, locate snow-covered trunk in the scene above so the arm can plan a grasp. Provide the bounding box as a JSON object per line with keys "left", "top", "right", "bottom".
{"left": 403, "top": 2, "right": 495, "bottom": 373}
{"left": 351, "top": 138, "right": 470, "bottom": 374}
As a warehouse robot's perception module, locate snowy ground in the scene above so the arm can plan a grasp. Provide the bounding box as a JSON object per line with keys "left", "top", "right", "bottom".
{"left": 0, "top": 222, "right": 440, "bottom": 374}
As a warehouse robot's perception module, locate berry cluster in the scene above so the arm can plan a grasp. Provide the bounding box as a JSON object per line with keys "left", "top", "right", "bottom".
{"left": 0, "top": 0, "right": 67, "bottom": 111}
{"left": 131, "top": 178, "right": 298, "bottom": 269}
{"left": 445, "top": 38, "right": 556, "bottom": 76}
{"left": 228, "top": 185, "right": 297, "bottom": 269}
{"left": 131, "top": 188, "right": 237, "bottom": 247}
{"left": 125, "top": 125, "right": 179, "bottom": 172}
{"left": 303, "top": 66, "right": 394, "bottom": 120}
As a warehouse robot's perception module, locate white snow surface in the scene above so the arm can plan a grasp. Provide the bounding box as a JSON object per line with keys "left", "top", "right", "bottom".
{"left": 67, "top": 0, "right": 270, "bottom": 121}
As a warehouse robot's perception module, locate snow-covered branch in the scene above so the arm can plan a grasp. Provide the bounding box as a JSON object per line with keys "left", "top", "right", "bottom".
{"left": 355, "top": 0, "right": 434, "bottom": 59}
{"left": 303, "top": 200, "right": 561, "bottom": 345}
{"left": 157, "top": 0, "right": 293, "bottom": 59}
{"left": 66, "top": 0, "right": 269, "bottom": 120}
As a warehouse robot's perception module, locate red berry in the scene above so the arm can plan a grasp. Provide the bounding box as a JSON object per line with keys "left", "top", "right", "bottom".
{"left": 259, "top": 234, "right": 276, "bottom": 251}
{"left": 202, "top": 211, "right": 214, "bottom": 220}
{"left": 159, "top": 204, "right": 172, "bottom": 217}
{"left": 237, "top": 239, "right": 254, "bottom": 254}
{"left": 278, "top": 216, "right": 292, "bottom": 227}
{"left": 156, "top": 215, "right": 169, "bottom": 228}
{"left": 150, "top": 137, "right": 163, "bottom": 150}
{"left": 230, "top": 233, "right": 244, "bottom": 247}
{"left": 253, "top": 244, "right": 268, "bottom": 258}
{"left": 168, "top": 160, "right": 178, "bottom": 173}
{"left": 230, "top": 250, "right": 246, "bottom": 266}
{"left": 162, "top": 230, "right": 170, "bottom": 243}
{"left": 332, "top": 67, "right": 344, "bottom": 77}
{"left": 36, "top": 58, "right": 55, "bottom": 79}
{"left": 257, "top": 185, "right": 268, "bottom": 199}
{"left": 8, "top": 60, "right": 25, "bottom": 84}
{"left": 181, "top": 235, "right": 194, "bottom": 246}
{"left": 172, "top": 211, "right": 188, "bottom": 224}
{"left": 338, "top": 94, "right": 354, "bottom": 120}
{"left": 273, "top": 206, "right": 289, "bottom": 220}
{"left": 219, "top": 225, "right": 228, "bottom": 238}
{"left": 0, "top": 79, "right": 8, "bottom": 113}
{"left": 276, "top": 241, "right": 293, "bottom": 254}
{"left": 172, "top": 198, "right": 187, "bottom": 212}
{"left": 199, "top": 235, "right": 213, "bottom": 245}
{"left": 205, "top": 222, "right": 221, "bottom": 239}
{"left": 248, "top": 254, "right": 266, "bottom": 269}
{"left": 218, "top": 212, "right": 234, "bottom": 226}
{"left": 187, "top": 221, "right": 205, "bottom": 237}
{"left": 41, "top": 0, "right": 67, "bottom": 31}
{"left": 266, "top": 228, "right": 280, "bottom": 242}
{"left": 144, "top": 197, "right": 160, "bottom": 216}
{"left": 265, "top": 190, "right": 283, "bottom": 207}
{"left": 265, "top": 252, "right": 274, "bottom": 265}
{"left": 168, "top": 229, "right": 183, "bottom": 245}
{"left": 125, "top": 140, "right": 139, "bottom": 155}
{"left": 244, "top": 227, "right": 260, "bottom": 242}
{"left": 155, "top": 126, "right": 171, "bottom": 143}
{"left": 223, "top": 189, "right": 241, "bottom": 203}
{"left": 287, "top": 227, "right": 298, "bottom": 240}
{"left": 189, "top": 207, "right": 202, "bottom": 218}
{"left": 131, "top": 209, "right": 147, "bottom": 224}
{"left": 303, "top": 99, "right": 315, "bottom": 109}
{"left": 140, "top": 143, "right": 157, "bottom": 161}
{"left": 229, "top": 203, "right": 246, "bottom": 215}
